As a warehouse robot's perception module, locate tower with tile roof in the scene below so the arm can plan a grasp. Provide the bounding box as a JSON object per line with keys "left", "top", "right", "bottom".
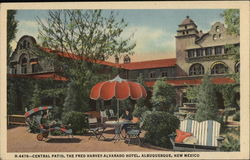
{"left": 175, "top": 16, "right": 199, "bottom": 76}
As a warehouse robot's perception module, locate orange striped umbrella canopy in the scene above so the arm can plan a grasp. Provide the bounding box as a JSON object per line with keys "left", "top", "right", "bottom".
{"left": 90, "top": 75, "right": 147, "bottom": 100}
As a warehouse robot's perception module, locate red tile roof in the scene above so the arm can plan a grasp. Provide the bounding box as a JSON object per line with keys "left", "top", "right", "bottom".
{"left": 145, "top": 77, "right": 235, "bottom": 87}
{"left": 41, "top": 47, "right": 176, "bottom": 70}
{"left": 120, "top": 58, "right": 176, "bottom": 70}
{"left": 8, "top": 73, "right": 68, "bottom": 81}
{"left": 40, "top": 47, "right": 119, "bottom": 68}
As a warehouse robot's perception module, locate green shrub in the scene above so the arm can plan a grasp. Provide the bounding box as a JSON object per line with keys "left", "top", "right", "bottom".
{"left": 221, "top": 135, "right": 240, "bottom": 151}
{"left": 221, "top": 128, "right": 240, "bottom": 151}
{"left": 233, "top": 111, "right": 240, "bottom": 121}
{"left": 62, "top": 111, "right": 88, "bottom": 134}
{"left": 142, "top": 111, "right": 180, "bottom": 148}
{"left": 132, "top": 105, "right": 149, "bottom": 118}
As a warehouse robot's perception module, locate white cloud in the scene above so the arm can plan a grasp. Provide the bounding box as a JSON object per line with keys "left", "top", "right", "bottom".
{"left": 120, "top": 25, "right": 176, "bottom": 61}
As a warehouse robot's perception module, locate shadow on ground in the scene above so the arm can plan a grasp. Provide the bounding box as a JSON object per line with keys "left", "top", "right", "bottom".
{"left": 45, "top": 138, "right": 81, "bottom": 143}
{"left": 7, "top": 125, "right": 26, "bottom": 129}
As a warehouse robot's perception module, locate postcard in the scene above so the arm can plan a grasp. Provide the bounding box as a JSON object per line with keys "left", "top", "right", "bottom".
{"left": 0, "top": 1, "right": 249, "bottom": 160}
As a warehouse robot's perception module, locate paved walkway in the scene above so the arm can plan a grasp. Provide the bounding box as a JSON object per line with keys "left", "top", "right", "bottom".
{"left": 7, "top": 126, "right": 169, "bottom": 152}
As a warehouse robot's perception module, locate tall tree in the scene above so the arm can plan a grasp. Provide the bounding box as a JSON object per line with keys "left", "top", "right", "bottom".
{"left": 7, "top": 10, "right": 18, "bottom": 60}
{"left": 37, "top": 10, "right": 135, "bottom": 112}
{"left": 222, "top": 9, "right": 239, "bottom": 36}
{"left": 151, "top": 78, "right": 176, "bottom": 112}
{"left": 195, "top": 75, "right": 218, "bottom": 122}
{"left": 222, "top": 9, "right": 240, "bottom": 82}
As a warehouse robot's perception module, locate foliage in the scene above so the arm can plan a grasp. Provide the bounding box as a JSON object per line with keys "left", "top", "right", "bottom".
{"left": 36, "top": 10, "right": 135, "bottom": 112}
{"left": 7, "top": 78, "right": 35, "bottom": 114}
{"left": 7, "top": 10, "right": 18, "bottom": 60}
{"left": 221, "top": 9, "right": 240, "bottom": 36}
{"left": 132, "top": 105, "right": 149, "bottom": 118}
{"left": 233, "top": 110, "right": 240, "bottom": 121}
{"left": 222, "top": 9, "right": 240, "bottom": 82}
{"left": 195, "top": 75, "right": 219, "bottom": 122}
{"left": 151, "top": 78, "right": 176, "bottom": 112}
{"left": 30, "top": 84, "right": 41, "bottom": 108}
{"left": 7, "top": 10, "right": 18, "bottom": 114}
{"left": 63, "top": 81, "right": 89, "bottom": 112}
{"left": 186, "top": 85, "right": 199, "bottom": 103}
{"left": 221, "top": 128, "right": 240, "bottom": 151}
{"left": 142, "top": 111, "right": 180, "bottom": 148}
{"left": 119, "top": 99, "right": 133, "bottom": 116}
{"left": 135, "top": 74, "right": 152, "bottom": 113}
{"left": 215, "top": 84, "right": 240, "bottom": 110}
{"left": 37, "top": 10, "right": 135, "bottom": 61}
{"left": 62, "top": 111, "right": 88, "bottom": 134}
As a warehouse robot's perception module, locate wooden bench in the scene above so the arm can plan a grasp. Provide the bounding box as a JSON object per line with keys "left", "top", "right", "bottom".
{"left": 169, "top": 119, "right": 224, "bottom": 151}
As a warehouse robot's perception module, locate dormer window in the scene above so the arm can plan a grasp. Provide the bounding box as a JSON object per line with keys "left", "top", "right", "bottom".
{"left": 123, "top": 55, "right": 131, "bottom": 64}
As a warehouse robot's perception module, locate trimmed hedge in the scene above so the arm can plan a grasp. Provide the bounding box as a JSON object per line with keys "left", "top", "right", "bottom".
{"left": 62, "top": 111, "right": 88, "bottom": 134}
{"left": 142, "top": 111, "right": 180, "bottom": 148}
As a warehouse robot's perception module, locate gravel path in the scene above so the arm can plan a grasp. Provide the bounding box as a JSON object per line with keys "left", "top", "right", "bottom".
{"left": 7, "top": 126, "right": 169, "bottom": 152}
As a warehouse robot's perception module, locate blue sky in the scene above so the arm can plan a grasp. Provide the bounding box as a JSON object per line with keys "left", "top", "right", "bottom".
{"left": 13, "top": 9, "right": 225, "bottom": 62}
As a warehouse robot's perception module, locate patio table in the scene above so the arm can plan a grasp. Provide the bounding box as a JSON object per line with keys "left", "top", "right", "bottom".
{"left": 104, "top": 120, "right": 133, "bottom": 142}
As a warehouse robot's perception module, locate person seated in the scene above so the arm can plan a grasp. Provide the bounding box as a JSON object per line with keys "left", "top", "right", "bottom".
{"left": 40, "top": 112, "right": 59, "bottom": 130}
{"left": 119, "top": 109, "right": 133, "bottom": 121}
{"left": 119, "top": 109, "right": 133, "bottom": 138}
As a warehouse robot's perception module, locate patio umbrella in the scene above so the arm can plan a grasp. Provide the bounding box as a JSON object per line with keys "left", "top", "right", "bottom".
{"left": 90, "top": 75, "right": 147, "bottom": 120}
{"left": 24, "top": 106, "right": 53, "bottom": 118}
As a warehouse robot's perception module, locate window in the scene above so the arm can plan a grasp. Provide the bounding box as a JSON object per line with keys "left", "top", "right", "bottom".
{"left": 149, "top": 72, "right": 156, "bottom": 78}
{"left": 235, "top": 63, "right": 240, "bottom": 73}
{"left": 161, "top": 71, "right": 168, "bottom": 77}
{"left": 23, "top": 40, "right": 27, "bottom": 49}
{"left": 183, "top": 31, "right": 185, "bottom": 35}
{"left": 205, "top": 48, "right": 212, "bottom": 56}
{"left": 216, "top": 26, "right": 220, "bottom": 32}
{"left": 10, "top": 65, "right": 17, "bottom": 74}
{"left": 211, "top": 63, "right": 228, "bottom": 74}
{"left": 21, "top": 58, "right": 27, "bottom": 74}
{"left": 32, "top": 64, "right": 39, "bottom": 73}
{"left": 213, "top": 34, "right": 217, "bottom": 40}
{"left": 186, "top": 31, "right": 189, "bottom": 34}
{"left": 123, "top": 55, "right": 131, "bottom": 64}
{"left": 185, "top": 25, "right": 187, "bottom": 29}
{"left": 188, "top": 50, "right": 195, "bottom": 58}
{"left": 215, "top": 46, "right": 222, "bottom": 55}
{"left": 196, "top": 49, "right": 203, "bottom": 57}
{"left": 189, "top": 63, "right": 204, "bottom": 75}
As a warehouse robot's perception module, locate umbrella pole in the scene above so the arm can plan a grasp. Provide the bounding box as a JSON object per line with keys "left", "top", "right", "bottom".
{"left": 117, "top": 100, "right": 119, "bottom": 122}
